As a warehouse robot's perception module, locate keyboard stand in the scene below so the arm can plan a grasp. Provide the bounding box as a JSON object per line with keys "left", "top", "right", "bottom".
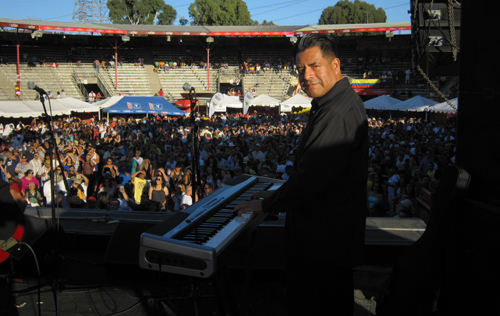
{"left": 215, "top": 223, "right": 262, "bottom": 316}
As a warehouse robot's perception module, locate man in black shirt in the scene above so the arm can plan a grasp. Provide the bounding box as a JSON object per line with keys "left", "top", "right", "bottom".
{"left": 235, "top": 34, "right": 368, "bottom": 315}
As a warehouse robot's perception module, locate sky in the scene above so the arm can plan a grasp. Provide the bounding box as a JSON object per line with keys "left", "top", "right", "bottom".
{"left": 0, "top": 0, "right": 411, "bottom": 26}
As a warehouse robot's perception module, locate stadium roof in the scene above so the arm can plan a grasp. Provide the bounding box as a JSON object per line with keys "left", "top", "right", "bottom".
{"left": 0, "top": 18, "right": 410, "bottom": 36}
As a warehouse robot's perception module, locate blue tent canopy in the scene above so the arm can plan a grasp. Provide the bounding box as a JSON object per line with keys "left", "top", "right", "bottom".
{"left": 102, "top": 96, "right": 186, "bottom": 116}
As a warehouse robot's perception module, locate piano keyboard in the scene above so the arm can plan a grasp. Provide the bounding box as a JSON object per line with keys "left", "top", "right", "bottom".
{"left": 139, "top": 175, "right": 284, "bottom": 278}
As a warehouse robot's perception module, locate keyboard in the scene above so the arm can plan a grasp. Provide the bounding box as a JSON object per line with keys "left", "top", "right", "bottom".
{"left": 139, "top": 175, "right": 284, "bottom": 278}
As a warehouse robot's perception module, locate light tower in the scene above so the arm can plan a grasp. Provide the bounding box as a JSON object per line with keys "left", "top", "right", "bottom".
{"left": 72, "top": 0, "right": 110, "bottom": 23}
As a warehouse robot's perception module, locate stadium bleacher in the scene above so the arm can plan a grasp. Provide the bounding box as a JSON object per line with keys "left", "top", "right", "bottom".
{"left": 0, "top": 33, "right": 450, "bottom": 104}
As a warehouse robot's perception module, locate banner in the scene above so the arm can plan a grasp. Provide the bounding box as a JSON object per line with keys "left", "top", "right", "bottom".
{"left": 209, "top": 92, "right": 224, "bottom": 118}
{"left": 243, "top": 91, "right": 253, "bottom": 115}
{"left": 351, "top": 79, "right": 380, "bottom": 89}
{"left": 354, "top": 88, "right": 392, "bottom": 96}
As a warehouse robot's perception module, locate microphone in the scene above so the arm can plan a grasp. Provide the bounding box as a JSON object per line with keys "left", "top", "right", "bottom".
{"left": 27, "top": 81, "right": 47, "bottom": 95}
{"left": 183, "top": 83, "right": 195, "bottom": 92}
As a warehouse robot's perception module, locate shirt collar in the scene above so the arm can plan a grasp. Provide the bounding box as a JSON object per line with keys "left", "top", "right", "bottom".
{"left": 314, "top": 77, "right": 350, "bottom": 107}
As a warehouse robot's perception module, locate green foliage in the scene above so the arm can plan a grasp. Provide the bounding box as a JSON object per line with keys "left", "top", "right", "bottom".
{"left": 178, "top": 16, "right": 190, "bottom": 25}
{"left": 157, "top": 4, "right": 177, "bottom": 25}
{"left": 261, "top": 20, "right": 276, "bottom": 26}
{"left": 319, "top": 0, "right": 387, "bottom": 28}
{"left": 251, "top": 19, "right": 276, "bottom": 26}
{"left": 189, "top": 0, "right": 252, "bottom": 26}
{"left": 107, "top": 0, "right": 177, "bottom": 25}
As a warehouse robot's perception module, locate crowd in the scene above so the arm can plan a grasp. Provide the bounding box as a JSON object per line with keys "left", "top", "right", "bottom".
{"left": 0, "top": 111, "right": 456, "bottom": 217}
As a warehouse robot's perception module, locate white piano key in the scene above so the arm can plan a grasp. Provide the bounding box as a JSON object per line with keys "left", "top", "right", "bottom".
{"left": 202, "top": 213, "right": 253, "bottom": 253}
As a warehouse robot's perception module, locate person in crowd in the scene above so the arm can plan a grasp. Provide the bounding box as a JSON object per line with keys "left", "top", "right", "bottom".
{"left": 21, "top": 169, "right": 40, "bottom": 194}
{"left": 98, "top": 176, "right": 116, "bottom": 197}
{"left": 169, "top": 163, "right": 184, "bottom": 190}
{"left": 26, "top": 182, "right": 42, "bottom": 206}
{"left": 15, "top": 154, "right": 33, "bottom": 180}
{"left": 181, "top": 185, "right": 193, "bottom": 209}
{"left": 131, "top": 170, "right": 147, "bottom": 204}
{"left": 368, "top": 182, "right": 385, "bottom": 216}
{"left": 171, "top": 183, "right": 185, "bottom": 212}
{"left": 149, "top": 174, "right": 169, "bottom": 210}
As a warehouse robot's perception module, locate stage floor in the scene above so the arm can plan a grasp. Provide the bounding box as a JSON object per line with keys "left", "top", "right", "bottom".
{"left": 2, "top": 247, "right": 392, "bottom": 316}
{"left": 1, "top": 210, "right": 425, "bottom": 316}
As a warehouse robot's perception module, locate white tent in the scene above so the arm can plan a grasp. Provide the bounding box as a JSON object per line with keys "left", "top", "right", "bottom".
{"left": 221, "top": 95, "right": 243, "bottom": 108}
{"left": 425, "top": 97, "right": 458, "bottom": 113}
{"left": 392, "top": 95, "right": 439, "bottom": 111}
{"left": 209, "top": 94, "right": 243, "bottom": 114}
{"left": 280, "top": 94, "right": 312, "bottom": 112}
{"left": 93, "top": 96, "right": 124, "bottom": 109}
{"left": 363, "top": 95, "right": 401, "bottom": 110}
{"left": 0, "top": 98, "right": 99, "bottom": 118}
{"left": 249, "top": 94, "right": 281, "bottom": 107}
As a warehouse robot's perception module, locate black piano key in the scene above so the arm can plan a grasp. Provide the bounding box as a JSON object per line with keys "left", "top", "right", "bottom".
{"left": 173, "top": 180, "right": 277, "bottom": 246}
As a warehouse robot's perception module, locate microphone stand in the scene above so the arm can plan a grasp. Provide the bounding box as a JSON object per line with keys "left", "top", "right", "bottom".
{"left": 188, "top": 88, "right": 201, "bottom": 198}
{"left": 36, "top": 93, "right": 70, "bottom": 316}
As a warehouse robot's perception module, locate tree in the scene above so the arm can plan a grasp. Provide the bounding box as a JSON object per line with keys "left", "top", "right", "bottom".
{"left": 157, "top": 4, "right": 177, "bottom": 25}
{"left": 107, "top": 0, "right": 177, "bottom": 25}
{"left": 251, "top": 19, "right": 276, "bottom": 26}
{"left": 178, "top": 16, "right": 190, "bottom": 25}
{"left": 261, "top": 20, "right": 276, "bottom": 26}
{"left": 189, "top": 0, "right": 252, "bottom": 26}
{"left": 319, "top": 0, "right": 386, "bottom": 25}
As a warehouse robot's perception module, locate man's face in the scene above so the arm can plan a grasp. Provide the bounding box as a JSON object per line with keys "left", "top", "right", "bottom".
{"left": 296, "top": 46, "right": 342, "bottom": 98}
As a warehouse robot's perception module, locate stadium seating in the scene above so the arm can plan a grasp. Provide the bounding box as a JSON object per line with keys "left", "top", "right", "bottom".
{"left": 0, "top": 34, "right": 445, "bottom": 104}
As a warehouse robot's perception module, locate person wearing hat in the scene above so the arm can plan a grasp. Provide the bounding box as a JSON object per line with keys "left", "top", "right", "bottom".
{"left": 37, "top": 159, "right": 52, "bottom": 185}
{"left": 29, "top": 150, "right": 44, "bottom": 177}
{"left": 69, "top": 173, "right": 89, "bottom": 201}
{"left": 395, "top": 195, "right": 414, "bottom": 217}
{"left": 26, "top": 182, "right": 42, "bottom": 207}
{"left": 69, "top": 195, "right": 86, "bottom": 209}
{"left": 234, "top": 165, "right": 243, "bottom": 178}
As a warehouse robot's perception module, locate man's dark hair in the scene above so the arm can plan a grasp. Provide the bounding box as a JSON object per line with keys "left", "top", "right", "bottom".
{"left": 295, "top": 34, "right": 338, "bottom": 61}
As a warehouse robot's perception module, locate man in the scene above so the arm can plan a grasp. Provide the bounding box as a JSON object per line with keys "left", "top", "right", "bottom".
{"left": 29, "top": 151, "right": 44, "bottom": 179}
{"left": 252, "top": 143, "right": 266, "bottom": 170}
{"left": 234, "top": 34, "right": 368, "bottom": 315}
{"left": 131, "top": 170, "right": 147, "bottom": 204}
{"left": 4, "top": 149, "right": 19, "bottom": 176}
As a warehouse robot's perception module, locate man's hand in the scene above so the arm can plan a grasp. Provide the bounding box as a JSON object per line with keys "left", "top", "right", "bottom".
{"left": 233, "top": 199, "right": 263, "bottom": 217}
{"left": 251, "top": 190, "right": 274, "bottom": 200}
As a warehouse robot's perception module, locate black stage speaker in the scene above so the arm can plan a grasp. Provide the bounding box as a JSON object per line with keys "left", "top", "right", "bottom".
{"left": 411, "top": 0, "right": 461, "bottom": 76}
{"left": 456, "top": 0, "right": 500, "bottom": 202}
{"left": 440, "top": 199, "right": 500, "bottom": 314}
{"left": 443, "top": 1, "right": 500, "bottom": 313}
{"left": 104, "top": 221, "right": 156, "bottom": 266}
